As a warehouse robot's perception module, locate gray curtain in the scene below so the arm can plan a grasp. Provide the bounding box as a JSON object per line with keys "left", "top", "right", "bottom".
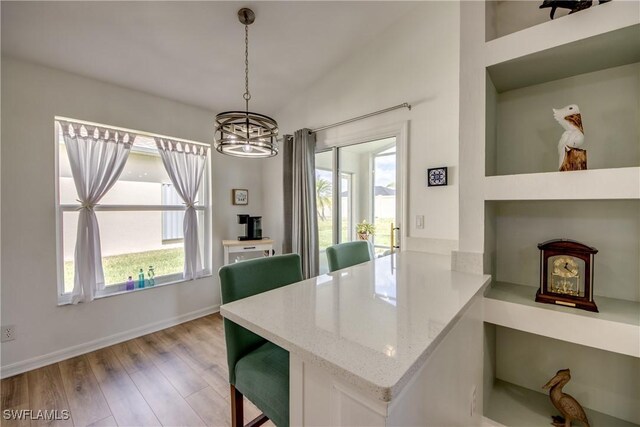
{"left": 283, "top": 129, "right": 319, "bottom": 279}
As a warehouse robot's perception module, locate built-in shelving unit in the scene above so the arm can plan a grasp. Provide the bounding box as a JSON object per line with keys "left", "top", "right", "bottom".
{"left": 486, "top": 63, "right": 639, "bottom": 176}
{"left": 485, "top": 380, "right": 639, "bottom": 427}
{"left": 485, "top": 1, "right": 639, "bottom": 68}
{"left": 487, "top": 23, "right": 640, "bottom": 93}
{"left": 483, "top": 325, "right": 640, "bottom": 425}
{"left": 486, "top": 5, "right": 640, "bottom": 91}
{"left": 485, "top": 282, "right": 640, "bottom": 358}
{"left": 475, "top": 1, "right": 640, "bottom": 424}
{"left": 484, "top": 167, "right": 640, "bottom": 201}
{"left": 484, "top": 1, "right": 639, "bottom": 178}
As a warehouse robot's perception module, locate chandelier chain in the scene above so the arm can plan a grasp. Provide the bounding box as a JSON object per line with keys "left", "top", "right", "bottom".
{"left": 243, "top": 24, "right": 251, "bottom": 109}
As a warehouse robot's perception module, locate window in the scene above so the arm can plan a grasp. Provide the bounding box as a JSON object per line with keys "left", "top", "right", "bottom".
{"left": 315, "top": 137, "right": 398, "bottom": 270}
{"left": 372, "top": 145, "right": 396, "bottom": 255}
{"left": 315, "top": 150, "right": 335, "bottom": 274}
{"left": 56, "top": 119, "right": 211, "bottom": 302}
{"left": 340, "top": 172, "right": 354, "bottom": 243}
{"left": 161, "top": 184, "right": 185, "bottom": 242}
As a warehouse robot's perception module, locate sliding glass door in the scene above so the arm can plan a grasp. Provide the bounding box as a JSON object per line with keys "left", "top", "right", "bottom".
{"left": 315, "top": 137, "right": 398, "bottom": 274}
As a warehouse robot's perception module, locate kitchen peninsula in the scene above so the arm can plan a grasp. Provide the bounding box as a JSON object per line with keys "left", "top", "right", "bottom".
{"left": 221, "top": 251, "right": 491, "bottom": 426}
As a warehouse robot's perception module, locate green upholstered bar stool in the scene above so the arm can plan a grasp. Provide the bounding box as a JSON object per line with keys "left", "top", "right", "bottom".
{"left": 325, "top": 240, "right": 372, "bottom": 273}
{"left": 219, "top": 254, "right": 302, "bottom": 427}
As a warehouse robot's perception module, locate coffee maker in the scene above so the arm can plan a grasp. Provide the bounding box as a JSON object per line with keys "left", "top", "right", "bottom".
{"left": 237, "top": 214, "right": 263, "bottom": 241}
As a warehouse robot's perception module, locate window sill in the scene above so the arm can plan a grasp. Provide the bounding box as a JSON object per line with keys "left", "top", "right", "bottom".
{"left": 57, "top": 271, "right": 213, "bottom": 306}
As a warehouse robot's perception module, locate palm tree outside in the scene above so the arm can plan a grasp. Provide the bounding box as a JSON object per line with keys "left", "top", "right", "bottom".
{"left": 316, "top": 176, "right": 332, "bottom": 221}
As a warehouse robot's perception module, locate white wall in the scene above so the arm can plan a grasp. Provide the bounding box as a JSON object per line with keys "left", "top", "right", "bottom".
{"left": 262, "top": 1, "right": 461, "bottom": 254}
{"left": 458, "top": 0, "right": 487, "bottom": 260}
{"left": 0, "top": 57, "right": 264, "bottom": 374}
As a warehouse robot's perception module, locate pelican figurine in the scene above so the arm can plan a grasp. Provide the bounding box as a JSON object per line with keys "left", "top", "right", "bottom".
{"left": 543, "top": 369, "right": 590, "bottom": 427}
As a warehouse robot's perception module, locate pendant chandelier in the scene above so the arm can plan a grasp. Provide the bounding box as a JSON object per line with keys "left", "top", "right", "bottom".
{"left": 214, "top": 8, "right": 278, "bottom": 158}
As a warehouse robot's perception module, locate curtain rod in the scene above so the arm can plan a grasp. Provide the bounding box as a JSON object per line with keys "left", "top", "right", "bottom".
{"left": 309, "top": 102, "right": 411, "bottom": 134}
{"left": 55, "top": 116, "right": 211, "bottom": 147}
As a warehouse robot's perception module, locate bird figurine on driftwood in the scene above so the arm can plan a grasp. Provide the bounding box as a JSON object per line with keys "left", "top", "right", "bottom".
{"left": 539, "top": 0, "right": 612, "bottom": 20}
{"left": 553, "top": 104, "right": 586, "bottom": 170}
{"left": 543, "top": 369, "right": 590, "bottom": 427}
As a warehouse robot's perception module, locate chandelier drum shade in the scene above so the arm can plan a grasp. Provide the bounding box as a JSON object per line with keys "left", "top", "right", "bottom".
{"left": 214, "top": 8, "right": 278, "bottom": 158}
{"left": 214, "top": 111, "right": 278, "bottom": 158}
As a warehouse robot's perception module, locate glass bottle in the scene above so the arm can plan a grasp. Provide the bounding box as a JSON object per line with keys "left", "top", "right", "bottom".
{"left": 148, "top": 266, "right": 155, "bottom": 286}
{"left": 126, "top": 276, "right": 135, "bottom": 291}
{"left": 138, "top": 269, "right": 145, "bottom": 288}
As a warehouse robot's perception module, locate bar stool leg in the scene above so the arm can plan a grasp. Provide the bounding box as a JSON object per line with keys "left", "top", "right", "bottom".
{"left": 230, "top": 384, "right": 244, "bottom": 427}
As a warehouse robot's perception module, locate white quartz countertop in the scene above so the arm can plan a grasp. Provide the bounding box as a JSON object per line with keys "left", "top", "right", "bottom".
{"left": 220, "top": 251, "right": 491, "bottom": 402}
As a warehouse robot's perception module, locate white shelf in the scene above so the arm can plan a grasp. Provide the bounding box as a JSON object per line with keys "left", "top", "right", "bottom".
{"left": 484, "top": 282, "right": 640, "bottom": 358}
{"left": 485, "top": 379, "right": 639, "bottom": 427}
{"left": 484, "top": 167, "right": 640, "bottom": 201}
{"left": 478, "top": 4, "right": 640, "bottom": 424}
{"left": 485, "top": 1, "right": 640, "bottom": 92}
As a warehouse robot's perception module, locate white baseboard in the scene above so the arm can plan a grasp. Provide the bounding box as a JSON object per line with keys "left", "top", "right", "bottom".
{"left": 0, "top": 305, "right": 220, "bottom": 379}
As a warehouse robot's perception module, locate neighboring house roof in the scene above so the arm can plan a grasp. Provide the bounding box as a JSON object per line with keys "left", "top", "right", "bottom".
{"left": 374, "top": 186, "right": 395, "bottom": 196}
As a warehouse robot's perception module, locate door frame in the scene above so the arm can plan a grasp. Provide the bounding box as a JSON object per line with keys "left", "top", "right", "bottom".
{"left": 317, "top": 121, "right": 408, "bottom": 252}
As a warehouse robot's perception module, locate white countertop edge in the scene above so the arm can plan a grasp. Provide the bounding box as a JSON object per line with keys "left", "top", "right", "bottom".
{"left": 386, "top": 276, "right": 491, "bottom": 401}
{"left": 220, "top": 275, "right": 492, "bottom": 403}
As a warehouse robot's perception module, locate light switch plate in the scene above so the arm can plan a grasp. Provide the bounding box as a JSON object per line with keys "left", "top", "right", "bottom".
{"left": 416, "top": 215, "right": 424, "bottom": 229}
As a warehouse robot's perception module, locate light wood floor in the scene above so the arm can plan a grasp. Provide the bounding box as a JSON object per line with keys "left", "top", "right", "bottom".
{"left": 1, "top": 314, "right": 275, "bottom": 427}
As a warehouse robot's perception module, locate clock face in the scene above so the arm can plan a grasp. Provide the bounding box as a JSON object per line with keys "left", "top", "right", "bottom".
{"left": 547, "top": 255, "right": 585, "bottom": 297}
{"left": 553, "top": 256, "right": 579, "bottom": 278}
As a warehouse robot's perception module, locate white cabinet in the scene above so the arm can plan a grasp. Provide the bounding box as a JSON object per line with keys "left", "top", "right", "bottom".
{"left": 222, "top": 239, "right": 274, "bottom": 265}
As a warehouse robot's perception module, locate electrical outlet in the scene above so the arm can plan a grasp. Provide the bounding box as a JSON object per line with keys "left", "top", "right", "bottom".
{"left": 416, "top": 215, "right": 424, "bottom": 229}
{"left": 1, "top": 325, "right": 16, "bottom": 342}
{"left": 470, "top": 385, "right": 477, "bottom": 416}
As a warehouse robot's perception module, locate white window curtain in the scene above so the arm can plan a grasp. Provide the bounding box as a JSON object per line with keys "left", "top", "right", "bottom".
{"left": 155, "top": 138, "right": 209, "bottom": 280}
{"left": 59, "top": 121, "right": 133, "bottom": 304}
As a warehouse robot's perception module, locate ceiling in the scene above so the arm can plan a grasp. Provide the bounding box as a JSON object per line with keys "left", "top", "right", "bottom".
{"left": 1, "top": 1, "right": 419, "bottom": 117}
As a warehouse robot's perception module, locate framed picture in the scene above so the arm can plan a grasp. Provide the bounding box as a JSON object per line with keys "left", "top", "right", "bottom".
{"left": 427, "top": 167, "right": 448, "bottom": 187}
{"left": 232, "top": 189, "right": 249, "bottom": 205}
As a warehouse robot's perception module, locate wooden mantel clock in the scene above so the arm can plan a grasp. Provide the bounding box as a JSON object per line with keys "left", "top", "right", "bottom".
{"left": 537, "top": 239, "right": 598, "bottom": 312}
